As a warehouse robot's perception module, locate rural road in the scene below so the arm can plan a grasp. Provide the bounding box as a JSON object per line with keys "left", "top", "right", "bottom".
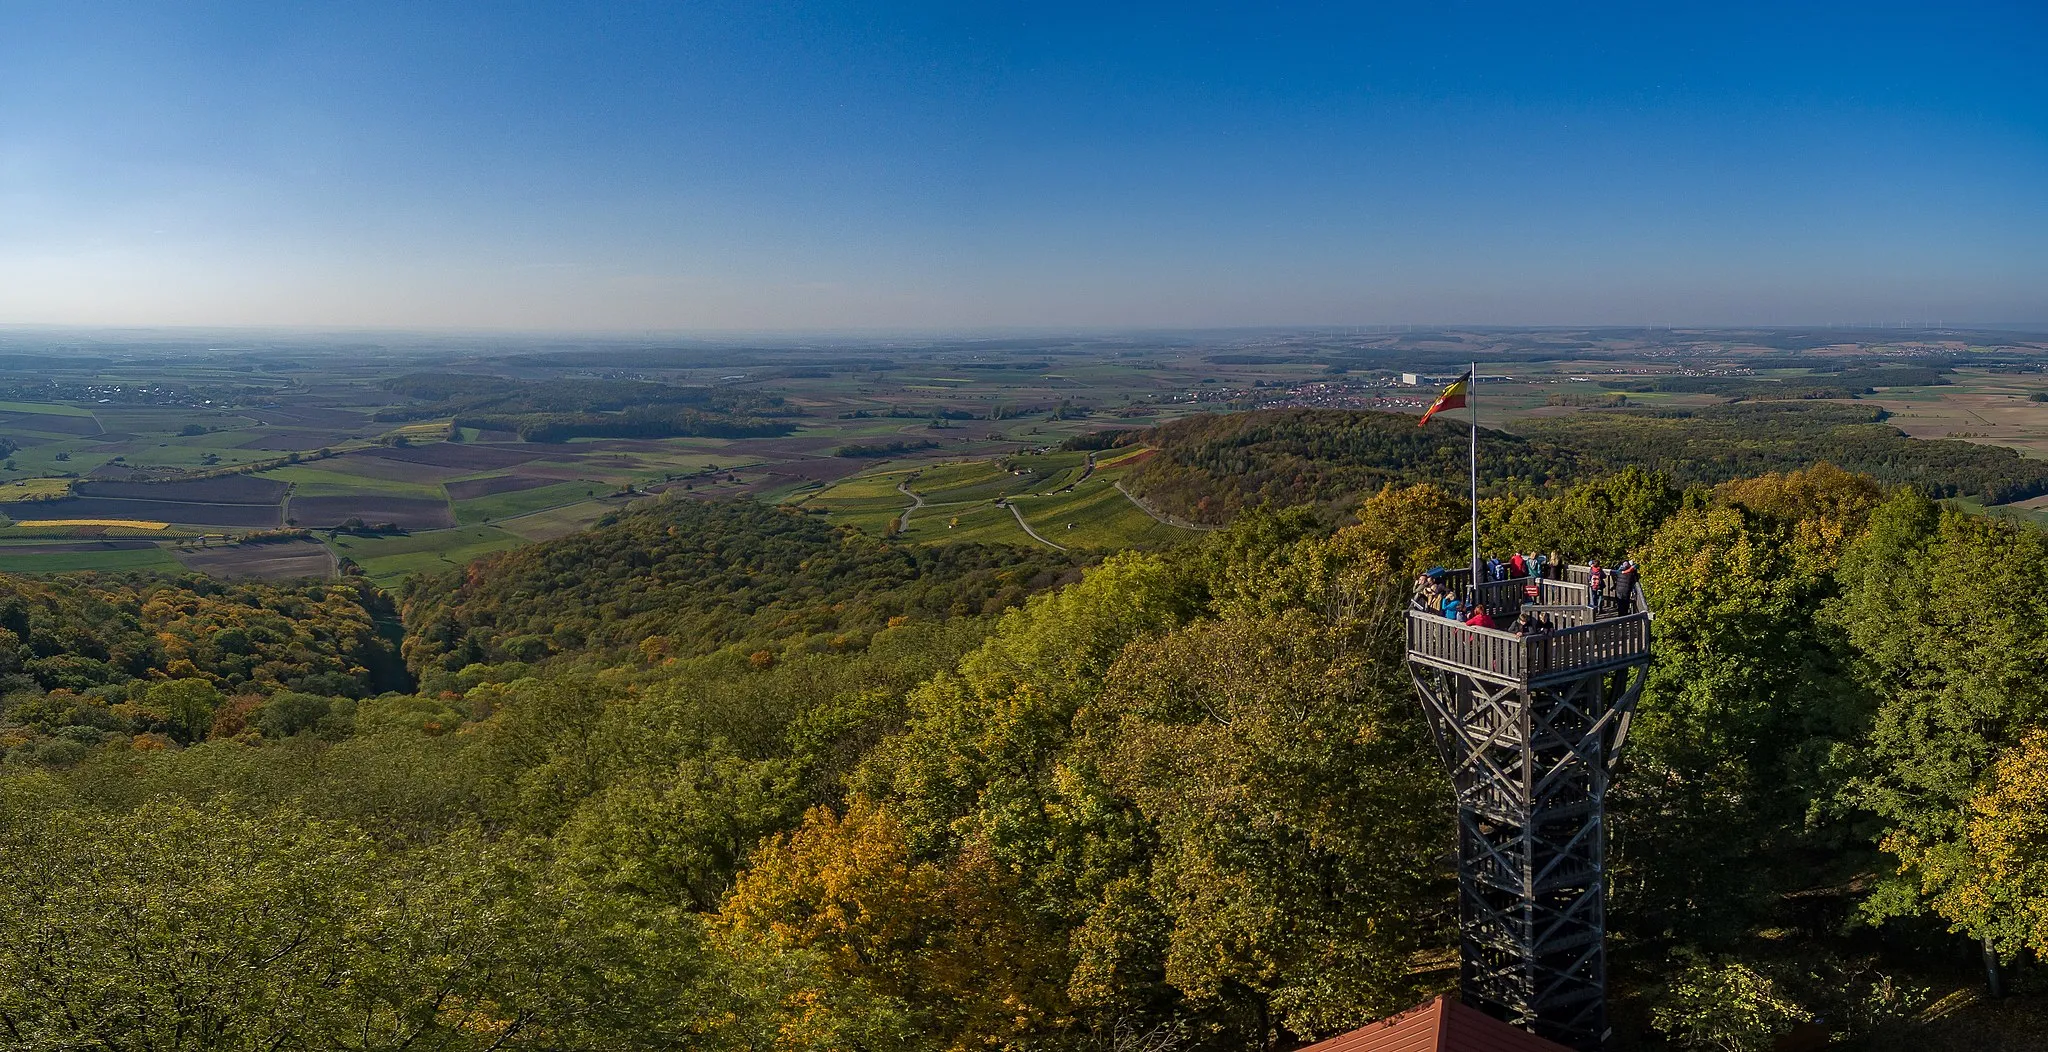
{"left": 1051, "top": 452, "right": 1095, "bottom": 494}
{"left": 1113, "top": 480, "right": 1219, "bottom": 531}
{"left": 1006, "top": 502, "right": 1067, "bottom": 551}
{"left": 896, "top": 481, "right": 926, "bottom": 532}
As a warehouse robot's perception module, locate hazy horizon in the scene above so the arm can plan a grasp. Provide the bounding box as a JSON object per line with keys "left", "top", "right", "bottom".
{"left": 4, "top": 2, "right": 2043, "bottom": 331}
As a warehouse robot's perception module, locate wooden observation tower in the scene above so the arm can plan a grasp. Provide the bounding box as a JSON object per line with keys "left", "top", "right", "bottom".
{"left": 1405, "top": 565, "right": 1652, "bottom": 1051}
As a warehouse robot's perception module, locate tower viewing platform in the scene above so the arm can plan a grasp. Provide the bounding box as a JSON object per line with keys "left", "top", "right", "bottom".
{"left": 1404, "top": 563, "right": 1652, "bottom": 1051}
{"left": 1406, "top": 566, "right": 1650, "bottom": 686}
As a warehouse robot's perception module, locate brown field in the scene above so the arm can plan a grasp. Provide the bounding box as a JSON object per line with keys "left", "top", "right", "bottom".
{"left": 362, "top": 443, "right": 543, "bottom": 470}
{"left": 76, "top": 476, "right": 288, "bottom": 503}
{"left": 736, "top": 436, "right": 857, "bottom": 458}
{"left": 247, "top": 406, "right": 370, "bottom": 429}
{"left": 312, "top": 452, "right": 472, "bottom": 483}
{"left": 231, "top": 429, "right": 362, "bottom": 451}
{"left": 444, "top": 474, "right": 561, "bottom": 500}
{"left": 288, "top": 495, "right": 454, "bottom": 529}
{"left": 7, "top": 497, "right": 281, "bottom": 527}
{"left": 1857, "top": 375, "right": 2048, "bottom": 459}
{"left": 755, "top": 458, "right": 876, "bottom": 486}
{"left": 518, "top": 461, "right": 629, "bottom": 482}
{"left": 172, "top": 539, "right": 334, "bottom": 580}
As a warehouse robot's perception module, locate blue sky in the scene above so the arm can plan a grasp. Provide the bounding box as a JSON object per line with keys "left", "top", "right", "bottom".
{"left": 1, "top": 1, "right": 2042, "bottom": 330}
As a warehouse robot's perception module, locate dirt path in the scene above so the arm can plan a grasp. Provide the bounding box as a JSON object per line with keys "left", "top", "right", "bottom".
{"left": 896, "top": 481, "right": 927, "bottom": 532}
{"left": 1113, "top": 480, "right": 1220, "bottom": 531}
{"left": 1007, "top": 502, "right": 1067, "bottom": 551}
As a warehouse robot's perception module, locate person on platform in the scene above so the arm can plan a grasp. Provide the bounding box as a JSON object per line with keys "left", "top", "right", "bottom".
{"left": 1614, "top": 557, "right": 1639, "bottom": 614}
{"left": 1465, "top": 605, "right": 1497, "bottom": 630}
{"left": 1587, "top": 558, "right": 1606, "bottom": 613}
{"left": 1509, "top": 551, "right": 1527, "bottom": 578}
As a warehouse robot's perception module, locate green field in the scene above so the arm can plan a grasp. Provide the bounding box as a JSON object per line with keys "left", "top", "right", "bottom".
{"left": 794, "top": 469, "right": 916, "bottom": 533}
{"left": 498, "top": 499, "right": 626, "bottom": 541}
{"left": 454, "top": 480, "right": 608, "bottom": 524}
{"left": 808, "top": 452, "right": 1203, "bottom": 552}
{"left": 904, "top": 461, "right": 1042, "bottom": 503}
{"left": 0, "top": 545, "right": 182, "bottom": 574}
{"left": 895, "top": 500, "right": 1034, "bottom": 546}
{"left": 327, "top": 526, "right": 524, "bottom": 586}
{"left": 1011, "top": 476, "right": 1192, "bottom": 550}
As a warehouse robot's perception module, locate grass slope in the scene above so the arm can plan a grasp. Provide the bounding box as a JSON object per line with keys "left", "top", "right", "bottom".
{"left": 454, "top": 480, "right": 608, "bottom": 524}
{"left": 328, "top": 526, "right": 523, "bottom": 587}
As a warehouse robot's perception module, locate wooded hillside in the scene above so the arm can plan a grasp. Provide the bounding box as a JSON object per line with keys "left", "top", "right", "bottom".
{"left": 1, "top": 471, "right": 2046, "bottom": 1049}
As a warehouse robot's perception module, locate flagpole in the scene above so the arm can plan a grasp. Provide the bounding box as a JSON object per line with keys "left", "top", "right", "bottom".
{"left": 1470, "top": 360, "right": 1479, "bottom": 584}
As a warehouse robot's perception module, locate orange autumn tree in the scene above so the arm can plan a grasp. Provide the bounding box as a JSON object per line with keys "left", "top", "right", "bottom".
{"left": 716, "top": 796, "right": 1068, "bottom": 1051}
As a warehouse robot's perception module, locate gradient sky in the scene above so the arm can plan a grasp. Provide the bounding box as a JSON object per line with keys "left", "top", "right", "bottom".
{"left": 1, "top": 1, "right": 2043, "bottom": 331}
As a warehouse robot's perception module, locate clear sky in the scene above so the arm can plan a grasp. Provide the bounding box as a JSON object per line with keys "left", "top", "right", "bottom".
{"left": 1, "top": 1, "right": 2043, "bottom": 331}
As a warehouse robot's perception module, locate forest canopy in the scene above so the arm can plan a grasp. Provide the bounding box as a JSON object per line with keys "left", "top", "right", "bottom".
{"left": 1, "top": 466, "right": 2046, "bottom": 1049}
{"left": 1122, "top": 406, "right": 2048, "bottom": 524}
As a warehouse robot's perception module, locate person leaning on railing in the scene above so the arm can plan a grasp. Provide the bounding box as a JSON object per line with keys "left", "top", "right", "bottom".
{"left": 1613, "top": 557, "right": 1639, "bottom": 614}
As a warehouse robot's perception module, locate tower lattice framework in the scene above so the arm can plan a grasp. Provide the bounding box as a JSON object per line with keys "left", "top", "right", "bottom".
{"left": 1405, "top": 569, "right": 1651, "bottom": 1051}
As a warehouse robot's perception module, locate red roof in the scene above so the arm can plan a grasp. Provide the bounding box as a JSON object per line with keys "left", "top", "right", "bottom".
{"left": 1292, "top": 996, "right": 1574, "bottom": 1052}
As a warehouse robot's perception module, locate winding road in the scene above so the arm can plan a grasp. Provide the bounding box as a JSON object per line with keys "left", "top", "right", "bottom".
{"left": 895, "top": 481, "right": 926, "bottom": 532}
{"left": 1007, "top": 502, "right": 1067, "bottom": 551}
{"left": 1113, "top": 480, "right": 1220, "bottom": 532}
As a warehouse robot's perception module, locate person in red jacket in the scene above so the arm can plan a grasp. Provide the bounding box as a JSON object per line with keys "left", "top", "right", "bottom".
{"left": 1464, "top": 605, "right": 1497, "bottom": 630}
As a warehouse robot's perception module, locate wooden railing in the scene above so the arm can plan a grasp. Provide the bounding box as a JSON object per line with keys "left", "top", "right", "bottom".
{"left": 1407, "top": 608, "right": 1650, "bottom": 682}
{"left": 1423, "top": 565, "right": 1638, "bottom": 621}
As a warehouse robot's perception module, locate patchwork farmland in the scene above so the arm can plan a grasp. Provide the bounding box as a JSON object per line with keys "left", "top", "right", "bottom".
{"left": 0, "top": 326, "right": 2043, "bottom": 583}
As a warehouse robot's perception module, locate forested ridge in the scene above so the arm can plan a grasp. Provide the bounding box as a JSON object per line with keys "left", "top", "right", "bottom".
{"left": 2, "top": 470, "right": 2047, "bottom": 1049}
{"left": 1123, "top": 407, "right": 2048, "bottom": 523}
{"left": 400, "top": 497, "right": 1087, "bottom": 674}
{"left": 1119, "top": 409, "right": 1591, "bottom": 523}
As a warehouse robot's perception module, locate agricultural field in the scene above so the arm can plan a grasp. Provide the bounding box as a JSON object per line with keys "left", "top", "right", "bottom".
{"left": 0, "top": 325, "right": 2038, "bottom": 584}
{"left": 171, "top": 539, "right": 335, "bottom": 580}
{"left": 0, "top": 478, "right": 74, "bottom": 502}
{"left": 496, "top": 498, "right": 630, "bottom": 541}
{"left": 327, "top": 525, "right": 524, "bottom": 587}
{"left": 5, "top": 497, "right": 282, "bottom": 528}
{"left": 794, "top": 469, "right": 918, "bottom": 534}
{"left": 800, "top": 450, "right": 1205, "bottom": 552}
{"left": 0, "top": 540, "right": 182, "bottom": 575}
{"left": 454, "top": 480, "right": 608, "bottom": 524}
{"left": 289, "top": 495, "right": 455, "bottom": 530}
{"left": 1012, "top": 474, "right": 1193, "bottom": 550}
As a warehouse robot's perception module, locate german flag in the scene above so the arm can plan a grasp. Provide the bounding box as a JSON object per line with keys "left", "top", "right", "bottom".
{"left": 1418, "top": 371, "right": 1471, "bottom": 427}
